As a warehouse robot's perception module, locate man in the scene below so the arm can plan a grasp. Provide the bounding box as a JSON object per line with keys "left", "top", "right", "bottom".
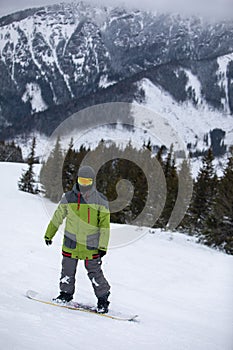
{"left": 44, "top": 165, "right": 111, "bottom": 313}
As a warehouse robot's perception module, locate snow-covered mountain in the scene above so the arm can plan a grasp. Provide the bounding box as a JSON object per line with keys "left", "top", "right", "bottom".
{"left": 136, "top": 78, "right": 233, "bottom": 155}
{"left": 0, "top": 1, "right": 233, "bottom": 153}
{"left": 1, "top": 161, "right": 233, "bottom": 350}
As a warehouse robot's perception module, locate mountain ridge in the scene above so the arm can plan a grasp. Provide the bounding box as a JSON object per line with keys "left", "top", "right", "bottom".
{"left": 0, "top": 1, "right": 233, "bottom": 150}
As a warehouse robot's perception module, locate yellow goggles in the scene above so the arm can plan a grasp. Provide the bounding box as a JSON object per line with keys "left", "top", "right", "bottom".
{"left": 78, "top": 177, "right": 93, "bottom": 186}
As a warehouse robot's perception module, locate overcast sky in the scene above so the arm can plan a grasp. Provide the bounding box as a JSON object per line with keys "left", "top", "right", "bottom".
{"left": 0, "top": 0, "right": 232, "bottom": 19}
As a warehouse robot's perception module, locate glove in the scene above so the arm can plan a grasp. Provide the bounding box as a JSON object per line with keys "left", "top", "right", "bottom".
{"left": 45, "top": 237, "right": 52, "bottom": 246}
{"left": 98, "top": 250, "right": 106, "bottom": 258}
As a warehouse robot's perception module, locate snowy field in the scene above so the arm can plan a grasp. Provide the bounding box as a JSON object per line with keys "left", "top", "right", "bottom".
{"left": 0, "top": 162, "right": 232, "bottom": 350}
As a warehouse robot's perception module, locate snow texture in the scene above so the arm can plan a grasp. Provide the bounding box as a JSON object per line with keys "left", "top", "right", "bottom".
{"left": 0, "top": 162, "right": 232, "bottom": 350}
{"left": 136, "top": 78, "right": 233, "bottom": 153}
{"left": 22, "top": 82, "right": 48, "bottom": 113}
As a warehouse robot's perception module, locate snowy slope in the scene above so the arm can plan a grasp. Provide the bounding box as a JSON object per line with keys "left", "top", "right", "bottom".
{"left": 135, "top": 78, "right": 233, "bottom": 151}
{"left": 0, "top": 162, "right": 233, "bottom": 350}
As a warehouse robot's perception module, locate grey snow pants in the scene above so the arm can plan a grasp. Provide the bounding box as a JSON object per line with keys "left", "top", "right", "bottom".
{"left": 60, "top": 255, "right": 110, "bottom": 298}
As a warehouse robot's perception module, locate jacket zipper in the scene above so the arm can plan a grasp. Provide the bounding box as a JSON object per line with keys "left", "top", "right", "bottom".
{"left": 77, "top": 192, "right": 80, "bottom": 210}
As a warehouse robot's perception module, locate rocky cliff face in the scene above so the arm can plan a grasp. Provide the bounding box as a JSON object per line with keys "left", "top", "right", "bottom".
{"left": 0, "top": 1, "right": 233, "bottom": 139}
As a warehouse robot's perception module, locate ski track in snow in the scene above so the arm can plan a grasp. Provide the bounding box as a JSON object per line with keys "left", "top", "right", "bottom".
{"left": 0, "top": 162, "right": 232, "bottom": 350}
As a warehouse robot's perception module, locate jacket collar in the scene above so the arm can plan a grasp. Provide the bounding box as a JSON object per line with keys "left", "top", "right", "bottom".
{"left": 72, "top": 183, "right": 96, "bottom": 200}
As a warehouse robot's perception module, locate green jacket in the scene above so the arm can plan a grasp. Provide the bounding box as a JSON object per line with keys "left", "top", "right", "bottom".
{"left": 44, "top": 184, "right": 110, "bottom": 260}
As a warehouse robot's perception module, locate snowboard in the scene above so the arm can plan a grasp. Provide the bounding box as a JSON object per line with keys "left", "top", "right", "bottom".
{"left": 26, "top": 290, "right": 139, "bottom": 322}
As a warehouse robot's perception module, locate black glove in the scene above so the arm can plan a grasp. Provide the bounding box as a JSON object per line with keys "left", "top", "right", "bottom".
{"left": 98, "top": 250, "right": 106, "bottom": 258}
{"left": 45, "top": 237, "right": 52, "bottom": 246}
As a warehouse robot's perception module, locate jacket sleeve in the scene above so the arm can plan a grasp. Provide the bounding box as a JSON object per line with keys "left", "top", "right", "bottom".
{"left": 98, "top": 205, "right": 110, "bottom": 252}
{"left": 44, "top": 195, "right": 67, "bottom": 240}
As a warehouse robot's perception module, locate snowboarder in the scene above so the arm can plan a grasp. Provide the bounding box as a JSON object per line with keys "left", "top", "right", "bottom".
{"left": 44, "top": 165, "right": 111, "bottom": 313}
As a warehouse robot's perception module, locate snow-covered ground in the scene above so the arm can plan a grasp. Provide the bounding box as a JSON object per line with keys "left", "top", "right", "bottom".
{"left": 0, "top": 162, "right": 233, "bottom": 350}
{"left": 136, "top": 78, "right": 233, "bottom": 151}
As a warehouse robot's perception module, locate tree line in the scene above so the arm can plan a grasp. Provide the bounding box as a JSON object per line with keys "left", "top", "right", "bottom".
{"left": 0, "top": 140, "right": 23, "bottom": 162}
{"left": 19, "top": 137, "right": 233, "bottom": 255}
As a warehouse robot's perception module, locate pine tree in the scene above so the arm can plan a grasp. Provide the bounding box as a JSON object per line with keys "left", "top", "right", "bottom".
{"left": 40, "top": 137, "right": 64, "bottom": 202}
{"left": 156, "top": 145, "right": 166, "bottom": 168}
{"left": 203, "top": 147, "right": 233, "bottom": 254}
{"left": 172, "top": 157, "right": 193, "bottom": 231}
{"left": 148, "top": 145, "right": 166, "bottom": 228}
{"left": 62, "top": 138, "right": 76, "bottom": 192}
{"left": 74, "top": 144, "right": 90, "bottom": 175}
{"left": 156, "top": 145, "right": 179, "bottom": 228}
{"left": 189, "top": 148, "right": 218, "bottom": 233}
{"left": 40, "top": 139, "right": 91, "bottom": 202}
{"left": 18, "top": 137, "right": 38, "bottom": 194}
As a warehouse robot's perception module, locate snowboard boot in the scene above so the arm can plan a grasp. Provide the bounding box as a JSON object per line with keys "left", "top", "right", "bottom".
{"left": 97, "top": 292, "right": 110, "bottom": 313}
{"left": 53, "top": 291, "right": 73, "bottom": 303}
